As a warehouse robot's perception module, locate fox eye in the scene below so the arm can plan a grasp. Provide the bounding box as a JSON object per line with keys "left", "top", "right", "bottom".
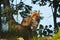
{"left": 36, "top": 16, "right": 38, "bottom": 17}
{"left": 24, "top": 20, "right": 26, "bottom": 22}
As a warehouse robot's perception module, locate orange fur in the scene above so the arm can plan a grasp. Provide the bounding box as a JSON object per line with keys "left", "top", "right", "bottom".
{"left": 8, "top": 10, "right": 40, "bottom": 31}
{"left": 21, "top": 10, "right": 40, "bottom": 30}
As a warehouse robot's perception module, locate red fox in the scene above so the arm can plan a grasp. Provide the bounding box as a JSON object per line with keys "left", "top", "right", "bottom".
{"left": 21, "top": 10, "right": 40, "bottom": 30}
{"left": 8, "top": 10, "right": 40, "bottom": 31}
{"left": 30, "top": 10, "right": 40, "bottom": 30}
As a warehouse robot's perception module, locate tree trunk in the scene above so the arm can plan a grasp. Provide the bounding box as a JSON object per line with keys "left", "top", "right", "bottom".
{"left": 3, "top": 0, "right": 11, "bottom": 31}
{"left": 53, "top": 7, "right": 58, "bottom": 33}
{"left": 53, "top": 0, "right": 58, "bottom": 33}
{"left": 3, "top": 0, "right": 10, "bottom": 17}
{"left": 0, "top": 3, "right": 2, "bottom": 31}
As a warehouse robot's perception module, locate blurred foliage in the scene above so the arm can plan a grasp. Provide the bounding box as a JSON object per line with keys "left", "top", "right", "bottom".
{"left": 52, "top": 30, "right": 60, "bottom": 40}
{"left": 0, "top": 0, "right": 60, "bottom": 19}
{"left": 10, "top": 1, "right": 32, "bottom": 18}
{"left": 32, "top": 0, "right": 60, "bottom": 13}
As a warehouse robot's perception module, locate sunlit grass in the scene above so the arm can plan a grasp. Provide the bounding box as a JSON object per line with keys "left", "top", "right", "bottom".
{"left": 52, "top": 30, "right": 60, "bottom": 40}
{"left": 32, "top": 37, "right": 46, "bottom": 40}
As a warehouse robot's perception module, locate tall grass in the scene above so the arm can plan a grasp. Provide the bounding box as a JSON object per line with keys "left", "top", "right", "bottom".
{"left": 1, "top": 30, "right": 60, "bottom": 40}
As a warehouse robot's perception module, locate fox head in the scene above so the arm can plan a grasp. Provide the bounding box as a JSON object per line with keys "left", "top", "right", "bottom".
{"left": 30, "top": 10, "right": 40, "bottom": 30}
{"left": 21, "top": 10, "right": 40, "bottom": 30}
{"left": 30, "top": 10, "right": 40, "bottom": 21}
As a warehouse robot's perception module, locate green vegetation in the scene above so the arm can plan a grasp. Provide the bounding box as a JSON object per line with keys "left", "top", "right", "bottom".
{"left": 52, "top": 30, "right": 60, "bottom": 40}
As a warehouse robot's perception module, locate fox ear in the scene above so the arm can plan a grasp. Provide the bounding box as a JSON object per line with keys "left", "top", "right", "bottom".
{"left": 30, "top": 11, "right": 33, "bottom": 14}
{"left": 37, "top": 10, "right": 40, "bottom": 14}
{"left": 37, "top": 10, "right": 40, "bottom": 16}
{"left": 30, "top": 11, "right": 34, "bottom": 16}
